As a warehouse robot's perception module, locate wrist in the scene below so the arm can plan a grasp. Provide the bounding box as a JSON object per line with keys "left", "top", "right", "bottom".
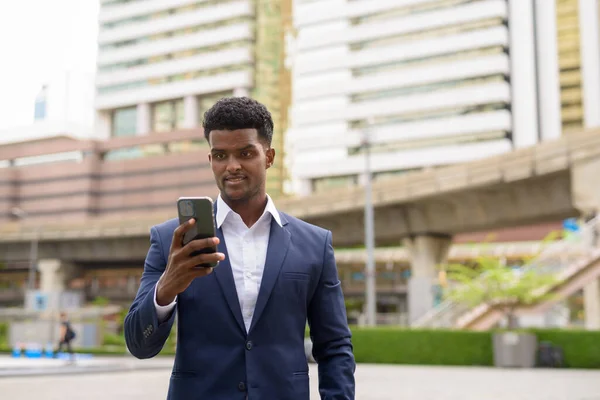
{"left": 156, "top": 281, "right": 176, "bottom": 306}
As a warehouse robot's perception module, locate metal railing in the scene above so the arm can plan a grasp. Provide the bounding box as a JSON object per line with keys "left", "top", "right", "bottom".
{"left": 412, "top": 218, "right": 600, "bottom": 329}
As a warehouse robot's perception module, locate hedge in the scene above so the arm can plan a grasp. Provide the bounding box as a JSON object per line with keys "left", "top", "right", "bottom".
{"left": 533, "top": 329, "right": 600, "bottom": 369}
{"left": 349, "top": 327, "right": 493, "bottom": 366}
{"left": 2, "top": 326, "right": 600, "bottom": 369}
{"left": 0, "top": 322, "right": 7, "bottom": 347}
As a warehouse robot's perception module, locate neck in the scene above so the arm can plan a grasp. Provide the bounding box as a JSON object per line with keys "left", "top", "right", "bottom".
{"left": 223, "top": 192, "right": 268, "bottom": 228}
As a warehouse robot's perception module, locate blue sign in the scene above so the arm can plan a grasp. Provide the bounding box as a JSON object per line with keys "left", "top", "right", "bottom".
{"left": 33, "top": 293, "right": 48, "bottom": 312}
{"left": 563, "top": 218, "right": 580, "bottom": 233}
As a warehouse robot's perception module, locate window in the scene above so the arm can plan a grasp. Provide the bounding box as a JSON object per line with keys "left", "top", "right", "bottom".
{"left": 34, "top": 99, "right": 46, "bottom": 121}
{"left": 152, "top": 99, "right": 185, "bottom": 132}
{"left": 198, "top": 91, "right": 234, "bottom": 121}
{"left": 112, "top": 107, "right": 137, "bottom": 137}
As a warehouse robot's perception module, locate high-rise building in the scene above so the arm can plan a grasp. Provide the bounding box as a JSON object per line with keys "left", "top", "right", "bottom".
{"left": 557, "top": 0, "right": 600, "bottom": 132}
{"left": 95, "top": 0, "right": 292, "bottom": 196}
{"left": 285, "top": 0, "right": 596, "bottom": 196}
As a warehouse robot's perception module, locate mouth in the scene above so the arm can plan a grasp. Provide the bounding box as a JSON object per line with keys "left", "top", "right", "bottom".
{"left": 224, "top": 176, "right": 246, "bottom": 184}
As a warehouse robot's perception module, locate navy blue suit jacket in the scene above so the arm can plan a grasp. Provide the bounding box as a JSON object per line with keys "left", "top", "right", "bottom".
{"left": 124, "top": 205, "right": 356, "bottom": 400}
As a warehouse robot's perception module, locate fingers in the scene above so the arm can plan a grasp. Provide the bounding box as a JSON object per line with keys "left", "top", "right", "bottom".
{"left": 182, "top": 237, "right": 220, "bottom": 257}
{"left": 183, "top": 252, "right": 225, "bottom": 269}
{"left": 192, "top": 267, "right": 215, "bottom": 278}
{"left": 171, "top": 218, "right": 196, "bottom": 250}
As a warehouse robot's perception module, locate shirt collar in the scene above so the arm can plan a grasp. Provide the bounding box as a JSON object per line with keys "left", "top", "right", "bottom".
{"left": 216, "top": 194, "right": 282, "bottom": 229}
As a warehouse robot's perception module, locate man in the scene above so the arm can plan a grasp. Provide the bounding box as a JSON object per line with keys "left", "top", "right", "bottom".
{"left": 54, "top": 312, "right": 76, "bottom": 362}
{"left": 124, "top": 97, "right": 356, "bottom": 399}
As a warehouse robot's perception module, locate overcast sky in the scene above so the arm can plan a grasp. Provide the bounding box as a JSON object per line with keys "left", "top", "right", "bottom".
{"left": 0, "top": 0, "right": 99, "bottom": 129}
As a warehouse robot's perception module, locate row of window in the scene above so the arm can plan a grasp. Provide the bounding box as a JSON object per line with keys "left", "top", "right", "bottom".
{"left": 101, "top": 0, "right": 239, "bottom": 31}
{"left": 98, "top": 63, "right": 251, "bottom": 94}
{"left": 99, "top": 40, "right": 251, "bottom": 73}
{"left": 111, "top": 90, "right": 233, "bottom": 137}
{"left": 100, "top": 15, "right": 252, "bottom": 52}
{"left": 350, "top": 0, "right": 486, "bottom": 27}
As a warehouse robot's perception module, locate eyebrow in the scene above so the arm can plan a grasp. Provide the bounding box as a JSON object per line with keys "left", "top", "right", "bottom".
{"left": 211, "top": 144, "right": 256, "bottom": 153}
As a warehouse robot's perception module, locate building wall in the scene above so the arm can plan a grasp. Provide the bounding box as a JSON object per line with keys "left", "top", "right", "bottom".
{"left": 0, "top": 132, "right": 217, "bottom": 223}
{"left": 285, "top": 0, "right": 562, "bottom": 195}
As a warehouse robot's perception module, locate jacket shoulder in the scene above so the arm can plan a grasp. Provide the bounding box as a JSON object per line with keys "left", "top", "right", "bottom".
{"left": 152, "top": 218, "right": 179, "bottom": 237}
{"left": 281, "top": 212, "right": 329, "bottom": 239}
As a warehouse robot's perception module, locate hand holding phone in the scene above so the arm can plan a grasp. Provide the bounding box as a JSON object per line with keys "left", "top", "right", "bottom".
{"left": 155, "top": 198, "right": 225, "bottom": 306}
{"left": 177, "top": 197, "right": 219, "bottom": 263}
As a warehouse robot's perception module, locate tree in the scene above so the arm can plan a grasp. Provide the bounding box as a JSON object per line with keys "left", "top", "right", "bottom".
{"left": 442, "top": 235, "right": 562, "bottom": 330}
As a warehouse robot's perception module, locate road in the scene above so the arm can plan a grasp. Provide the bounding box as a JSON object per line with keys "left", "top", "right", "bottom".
{"left": 1, "top": 361, "right": 600, "bottom": 399}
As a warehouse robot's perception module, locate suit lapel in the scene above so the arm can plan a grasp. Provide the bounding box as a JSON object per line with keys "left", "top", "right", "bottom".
{"left": 249, "top": 215, "right": 291, "bottom": 333}
{"left": 212, "top": 203, "right": 246, "bottom": 335}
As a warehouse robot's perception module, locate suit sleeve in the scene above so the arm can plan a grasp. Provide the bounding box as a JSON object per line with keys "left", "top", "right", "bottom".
{"left": 307, "top": 230, "right": 356, "bottom": 399}
{"left": 124, "top": 226, "right": 177, "bottom": 359}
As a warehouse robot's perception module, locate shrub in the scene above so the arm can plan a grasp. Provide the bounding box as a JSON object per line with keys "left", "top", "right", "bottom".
{"left": 350, "top": 327, "right": 493, "bottom": 366}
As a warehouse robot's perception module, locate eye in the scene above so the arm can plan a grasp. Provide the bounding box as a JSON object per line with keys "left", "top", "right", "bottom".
{"left": 213, "top": 153, "right": 226, "bottom": 160}
{"left": 241, "top": 151, "right": 253, "bottom": 158}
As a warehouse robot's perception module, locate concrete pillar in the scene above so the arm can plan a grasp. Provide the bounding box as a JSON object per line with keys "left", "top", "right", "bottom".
{"left": 578, "top": 0, "right": 600, "bottom": 128}
{"left": 404, "top": 235, "right": 452, "bottom": 324}
{"left": 183, "top": 95, "right": 199, "bottom": 129}
{"left": 508, "top": 0, "right": 540, "bottom": 148}
{"left": 136, "top": 102, "right": 151, "bottom": 135}
{"left": 534, "top": 0, "right": 562, "bottom": 141}
{"left": 583, "top": 277, "right": 600, "bottom": 329}
{"left": 234, "top": 87, "right": 249, "bottom": 97}
{"left": 39, "top": 259, "right": 75, "bottom": 292}
{"left": 37, "top": 259, "right": 79, "bottom": 312}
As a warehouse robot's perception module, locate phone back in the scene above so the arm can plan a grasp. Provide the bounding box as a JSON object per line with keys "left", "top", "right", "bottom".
{"left": 177, "top": 197, "right": 218, "bottom": 264}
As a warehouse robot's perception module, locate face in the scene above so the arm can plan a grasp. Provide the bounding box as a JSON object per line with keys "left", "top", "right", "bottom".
{"left": 208, "top": 129, "right": 275, "bottom": 203}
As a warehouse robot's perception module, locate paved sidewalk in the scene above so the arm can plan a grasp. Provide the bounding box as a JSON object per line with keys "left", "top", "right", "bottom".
{"left": 0, "top": 355, "right": 174, "bottom": 377}
{"left": 1, "top": 360, "right": 600, "bottom": 400}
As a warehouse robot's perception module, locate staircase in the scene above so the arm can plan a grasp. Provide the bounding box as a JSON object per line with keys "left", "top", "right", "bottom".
{"left": 412, "top": 218, "right": 600, "bottom": 330}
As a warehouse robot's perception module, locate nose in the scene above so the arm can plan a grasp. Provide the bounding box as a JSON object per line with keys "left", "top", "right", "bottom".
{"left": 225, "top": 156, "right": 242, "bottom": 173}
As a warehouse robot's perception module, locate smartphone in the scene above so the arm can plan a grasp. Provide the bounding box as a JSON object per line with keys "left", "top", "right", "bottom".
{"left": 177, "top": 196, "right": 219, "bottom": 267}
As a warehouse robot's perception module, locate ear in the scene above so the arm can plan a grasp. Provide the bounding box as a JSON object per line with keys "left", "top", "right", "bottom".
{"left": 265, "top": 148, "right": 275, "bottom": 169}
{"left": 208, "top": 153, "right": 212, "bottom": 163}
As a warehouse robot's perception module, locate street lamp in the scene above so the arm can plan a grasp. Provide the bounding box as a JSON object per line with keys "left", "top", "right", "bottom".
{"left": 360, "top": 120, "right": 377, "bottom": 327}
{"left": 10, "top": 207, "right": 38, "bottom": 291}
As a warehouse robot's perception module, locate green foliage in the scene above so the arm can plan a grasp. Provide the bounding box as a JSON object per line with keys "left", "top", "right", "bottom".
{"left": 344, "top": 298, "right": 364, "bottom": 314}
{"left": 349, "top": 327, "right": 600, "bottom": 369}
{"left": 351, "top": 327, "right": 493, "bottom": 366}
{"left": 103, "top": 333, "right": 126, "bottom": 346}
{"left": 0, "top": 322, "right": 7, "bottom": 347}
{"left": 445, "top": 257, "right": 558, "bottom": 306}
{"left": 92, "top": 297, "right": 110, "bottom": 306}
{"left": 443, "top": 254, "right": 559, "bottom": 328}
{"left": 532, "top": 329, "right": 600, "bottom": 369}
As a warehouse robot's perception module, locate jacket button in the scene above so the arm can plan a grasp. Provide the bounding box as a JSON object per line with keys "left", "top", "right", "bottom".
{"left": 245, "top": 341, "right": 253, "bottom": 350}
{"left": 238, "top": 382, "right": 246, "bottom": 392}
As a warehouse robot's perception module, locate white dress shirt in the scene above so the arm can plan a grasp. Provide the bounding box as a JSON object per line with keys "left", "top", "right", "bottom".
{"left": 155, "top": 194, "right": 282, "bottom": 332}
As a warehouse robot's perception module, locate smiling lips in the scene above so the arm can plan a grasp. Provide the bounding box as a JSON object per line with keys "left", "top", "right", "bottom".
{"left": 225, "top": 175, "right": 246, "bottom": 184}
